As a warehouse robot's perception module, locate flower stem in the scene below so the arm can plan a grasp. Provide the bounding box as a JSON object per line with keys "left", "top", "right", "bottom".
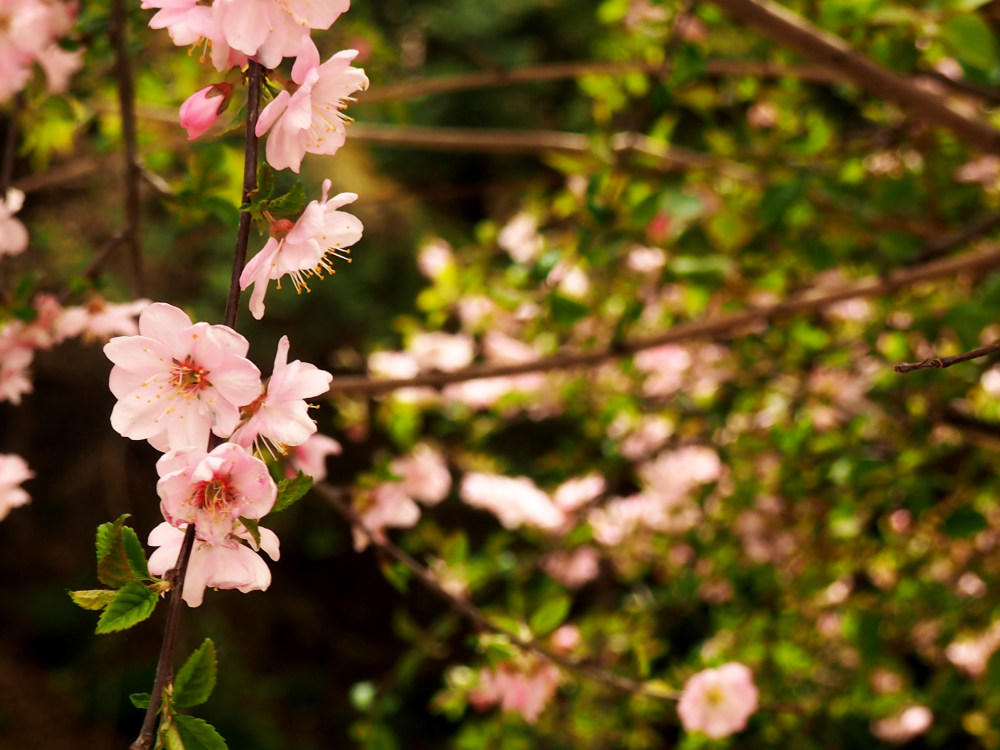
{"left": 129, "top": 61, "right": 262, "bottom": 750}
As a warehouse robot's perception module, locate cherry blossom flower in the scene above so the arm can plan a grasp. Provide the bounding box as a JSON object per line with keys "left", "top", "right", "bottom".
{"left": 553, "top": 474, "right": 605, "bottom": 512}
{"left": 409, "top": 332, "right": 474, "bottom": 372}
{"left": 36, "top": 42, "right": 80, "bottom": 93}
{"left": 390, "top": 443, "right": 450, "bottom": 505}
{"left": 179, "top": 83, "right": 232, "bottom": 140}
{"left": 255, "top": 50, "right": 368, "bottom": 173}
{"left": 0, "top": 454, "right": 32, "bottom": 521}
{"left": 353, "top": 481, "right": 421, "bottom": 551}
{"left": 0, "top": 323, "right": 33, "bottom": 404}
{"left": 543, "top": 547, "right": 600, "bottom": 588}
{"left": 871, "top": 706, "right": 933, "bottom": 744}
{"left": 240, "top": 179, "right": 363, "bottom": 319}
{"left": 550, "top": 624, "right": 581, "bottom": 654}
{"left": 147, "top": 521, "right": 279, "bottom": 607}
{"left": 470, "top": 662, "right": 561, "bottom": 723}
{"left": 677, "top": 663, "right": 759, "bottom": 738}
{"left": 230, "top": 335, "right": 332, "bottom": 455}
{"left": 156, "top": 441, "right": 276, "bottom": 546}
{"left": 288, "top": 433, "right": 341, "bottom": 481}
{"left": 460, "top": 473, "right": 564, "bottom": 530}
{"left": 55, "top": 297, "right": 151, "bottom": 342}
{"left": 0, "top": 188, "right": 28, "bottom": 257}
{"left": 104, "top": 302, "right": 262, "bottom": 451}
{"left": 498, "top": 212, "right": 542, "bottom": 264}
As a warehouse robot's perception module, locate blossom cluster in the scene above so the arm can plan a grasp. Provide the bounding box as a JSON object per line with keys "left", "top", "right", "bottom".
{"left": 0, "top": 0, "right": 81, "bottom": 103}
{"left": 104, "top": 303, "right": 333, "bottom": 605}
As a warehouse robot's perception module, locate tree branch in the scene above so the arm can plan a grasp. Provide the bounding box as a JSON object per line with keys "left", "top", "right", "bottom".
{"left": 707, "top": 0, "right": 1000, "bottom": 153}
{"left": 328, "top": 244, "right": 1000, "bottom": 395}
{"left": 109, "top": 0, "right": 144, "bottom": 296}
{"left": 313, "top": 482, "right": 676, "bottom": 700}
{"left": 894, "top": 340, "right": 1000, "bottom": 374}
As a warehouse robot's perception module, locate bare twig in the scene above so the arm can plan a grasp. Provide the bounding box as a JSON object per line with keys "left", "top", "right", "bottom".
{"left": 894, "top": 341, "right": 1000, "bottom": 374}
{"left": 329, "top": 245, "right": 1000, "bottom": 395}
{"left": 0, "top": 94, "right": 20, "bottom": 195}
{"left": 130, "top": 61, "right": 262, "bottom": 750}
{"left": 109, "top": 0, "right": 144, "bottom": 296}
{"left": 707, "top": 0, "right": 1000, "bottom": 153}
{"left": 313, "top": 482, "right": 675, "bottom": 700}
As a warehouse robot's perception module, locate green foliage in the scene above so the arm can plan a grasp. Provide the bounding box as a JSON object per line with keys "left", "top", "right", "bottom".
{"left": 95, "top": 583, "right": 158, "bottom": 634}
{"left": 272, "top": 472, "right": 314, "bottom": 513}
{"left": 170, "top": 715, "right": 228, "bottom": 750}
{"left": 173, "top": 639, "right": 218, "bottom": 708}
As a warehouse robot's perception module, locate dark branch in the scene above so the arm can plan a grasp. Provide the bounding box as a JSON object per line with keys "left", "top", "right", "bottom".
{"left": 894, "top": 340, "right": 1000, "bottom": 374}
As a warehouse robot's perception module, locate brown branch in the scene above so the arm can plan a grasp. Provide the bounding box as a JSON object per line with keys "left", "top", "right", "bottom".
{"left": 313, "top": 482, "right": 675, "bottom": 700}
{"left": 329, "top": 244, "right": 1000, "bottom": 395}
{"left": 109, "top": 0, "right": 144, "bottom": 296}
{"left": 358, "top": 59, "right": 846, "bottom": 105}
{"left": 0, "top": 94, "right": 20, "bottom": 195}
{"left": 707, "top": 0, "right": 1000, "bottom": 153}
{"left": 130, "top": 62, "right": 262, "bottom": 750}
{"left": 894, "top": 340, "right": 1000, "bottom": 374}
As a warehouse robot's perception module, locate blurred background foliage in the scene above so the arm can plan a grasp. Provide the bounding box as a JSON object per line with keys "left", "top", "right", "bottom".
{"left": 8, "top": 0, "right": 1000, "bottom": 747}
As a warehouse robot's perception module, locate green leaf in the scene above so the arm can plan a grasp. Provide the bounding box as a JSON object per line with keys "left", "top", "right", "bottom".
{"left": 173, "top": 639, "right": 218, "bottom": 708}
{"left": 95, "top": 582, "right": 158, "bottom": 634}
{"left": 529, "top": 594, "right": 571, "bottom": 635}
{"left": 549, "top": 293, "right": 590, "bottom": 327}
{"left": 238, "top": 517, "right": 261, "bottom": 548}
{"left": 129, "top": 692, "right": 152, "bottom": 709}
{"left": 97, "top": 515, "right": 138, "bottom": 587}
{"left": 69, "top": 589, "right": 117, "bottom": 611}
{"left": 122, "top": 525, "right": 151, "bottom": 580}
{"left": 173, "top": 715, "right": 228, "bottom": 750}
{"left": 265, "top": 181, "right": 307, "bottom": 217}
{"left": 943, "top": 506, "right": 988, "bottom": 538}
{"left": 272, "top": 472, "right": 313, "bottom": 513}
{"left": 941, "top": 14, "right": 998, "bottom": 71}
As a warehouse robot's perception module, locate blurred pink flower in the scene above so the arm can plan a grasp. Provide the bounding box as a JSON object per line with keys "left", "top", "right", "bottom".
{"left": 460, "top": 473, "right": 564, "bottom": 530}
{"left": 391, "top": 443, "right": 450, "bottom": 505}
{"left": 0, "top": 453, "right": 32, "bottom": 521}
{"left": 288, "top": 433, "right": 342, "bottom": 481}
{"left": 553, "top": 474, "right": 605, "bottom": 512}
{"left": 543, "top": 547, "right": 600, "bottom": 588}
{"left": 871, "top": 706, "right": 933, "bottom": 744}
{"left": 471, "top": 662, "right": 560, "bottom": 723}
{"left": 409, "top": 332, "right": 474, "bottom": 372}
{"left": 55, "top": 297, "right": 151, "bottom": 342}
{"left": 550, "top": 624, "right": 581, "bottom": 654}
{"left": 678, "top": 663, "right": 759, "bottom": 738}
{"left": 0, "top": 188, "right": 28, "bottom": 257}
{"left": 353, "top": 481, "right": 421, "bottom": 551}
{"left": 104, "top": 303, "right": 261, "bottom": 450}
{"left": 0, "top": 323, "right": 33, "bottom": 404}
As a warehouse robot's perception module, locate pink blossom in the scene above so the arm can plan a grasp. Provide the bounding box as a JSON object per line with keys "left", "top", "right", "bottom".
{"left": 0, "top": 454, "right": 32, "bottom": 521}
{"left": 353, "top": 481, "right": 421, "bottom": 551}
{"left": 634, "top": 344, "right": 690, "bottom": 398}
{"left": 460, "top": 473, "right": 564, "bottom": 530}
{"left": 0, "top": 323, "right": 33, "bottom": 404}
{"left": 55, "top": 297, "right": 151, "bottom": 341}
{"left": 498, "top": 212, "right": 542, "bottom": 264}
{"left": 156, "top": 442, "right": 276, "bottom": 547}
{"left": 37, "top": 42, "right": 80, "bottom": 93}
{"left": 147, "top": 521, "right": 279, "bottom": 607}
{"left": 543, "top": 547, "right": 600, "bottom": 588}
{"left": 409, "top": 332, "right": 474, "bottom": 372}
{"left": 946, "top": 622, "right": 1000, "bottom": 678}
{"left": 471, "top": 662, "right": 560, "bottom": 723}
{"left": 288, "top": 433, "right": 341, "bottom": 481}
{"left": 416, "top": 238, "right": 453, "bottom": 278}
{"left": 0, "top": 188, "right": 28, "bottom": 257}
{"left": 141, "top": 0, "right": 204, "bottom": 45}
{"left": 391, "top": 443, "right": 450, "bottom": 505}
{"left": 677, "top": 663, "right": 759, "bottom": 738}
{"left": 179, "top": 84, "right": 231, "bottom": 140}
{"left": 104, "top": 302, "right": 262, "bottom": 451}
{"left": 240, "top": 179, "right": 363, "bottom": 319}
{"left": 255, "top": 50, "right": 368, "bottom": 173}
{"left": 550, "top": 624, "right": 581, "bottom": 654}
{"left": 230, "top": 335, "right": 332, "bottom": 454}
{"left": 553, "top": 474, "right": 605, "bottom": 512}
{"left": 871, "top": 706, "right": 933, "bottom": 744}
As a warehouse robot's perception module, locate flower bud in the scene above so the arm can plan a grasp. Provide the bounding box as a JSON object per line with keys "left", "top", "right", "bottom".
{"left": 178, "top": 83, "right": 233, "bottom": 140}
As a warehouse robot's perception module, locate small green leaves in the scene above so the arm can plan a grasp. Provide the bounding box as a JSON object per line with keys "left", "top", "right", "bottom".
{"left": 238, "top": 517, "right": 261, "bottom": 548}
{"left": 95, "top": 582, "right": 158, "bottom": 634}
{"left": 529, "top": 594, "right": 571, "bottom": 636}
{"left": 172, "top": 715, "right": 229, "bottom": 750}
{"left": 941, "top": 13, "right": 998, "bottom": 72}
{"left": 272, "top": 472, "right": 313, "bottom": 513}
{"left": 130, "top": 692, "right": 152, "bottom": 709}
{"left": 96, "top": 514, "right": 152, "bottom": 586}
{"left": 174, "top": 639, "right": 218, "bottom": 708}
{"left": 68, "top": 589, "right": 117, "bottom": 611}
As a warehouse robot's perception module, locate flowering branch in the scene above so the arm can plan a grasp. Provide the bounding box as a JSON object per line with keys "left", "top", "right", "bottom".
{"left": 109, "top": 0, "right": 144, "bottom": 296}
{"left": 329, "top": 244, "right": 1000, "bottom": 395}
{"left": 313, "top": 481, "right": 677, "bottom": 701}
{"left": 129, "top": 61, "right": 262, "bottom": 750}
{"left": 894, "top": 340, "right": 1000, "bottom": 374}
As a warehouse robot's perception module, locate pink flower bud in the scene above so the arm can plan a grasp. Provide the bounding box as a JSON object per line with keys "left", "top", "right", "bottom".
{"left": 178, "top": 83, "right": 232, "bottom": 140}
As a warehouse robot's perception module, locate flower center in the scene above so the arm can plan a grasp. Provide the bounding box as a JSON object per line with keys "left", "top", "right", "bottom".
{"left": 191, "top": 476, "right": 236, "bottom": 513}
{"left": 170, "top": 356, "right": 210, "bottom": 393}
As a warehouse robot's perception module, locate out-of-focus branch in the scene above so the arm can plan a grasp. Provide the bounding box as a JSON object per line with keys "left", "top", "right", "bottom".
{"left": 894, "top": 341, "right": 1000, "bottom": 374}
{"left": 313, "top": 482, "right": 676, "bottom": 700}
{"left": 328, "top": 244, "right": 1000, "bottom": 395}
{"left": 707, "top": 0, "right": 1000, "bottom": 153}
{"left": 0, "top": 95, "right": 20, "bottom": 194}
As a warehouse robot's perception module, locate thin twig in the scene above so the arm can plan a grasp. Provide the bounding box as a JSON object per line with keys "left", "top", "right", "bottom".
{"left": 0, "top": 94, "right": 20, "bottom": 195}
{"left": 313, "top": 482, "right": 675, "bottom": 700}
{"left": 707, "top": 0, "right": 1000, "bottom": 153}
{"left": 329, "top": 244, "right": 1000, "bottom": 395}
{"left": 130, "top": 61, "right": 262, "bottom": 750}
{"left": 110, "top": 0, "right": 144, "bottom": 296}
{"left": 894, "top": 340, "right": 1000, "bottom": 374}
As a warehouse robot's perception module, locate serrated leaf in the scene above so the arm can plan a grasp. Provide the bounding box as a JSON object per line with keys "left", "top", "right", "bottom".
{"left": 97, "top": 515, "right": 138, "bottom": 587}
{"left": 122, "top": 525, "right": 151, "bottom": 580}
{"left": 529, "top": 594, "right": 571, "bottom": 635}
{"left": 173, "top": 714, "right": 228, "bottom": 750}
{"left": 272, "top": 472, "right": 313, "bottom": 513}
{"left": 238, "top": 517, "right": 261, "bottom": 548}
{"left": 173, "top": 639, "right": 217, "bottom": 708}
{"left": 265, "top": 181, "right": 307, "bottom": 217}
{"left": 69, "top": 589, "right": 117, "bottom": 611}
{"left": 95, "top": 582, "right": 158, "bottom": 634}
{"left": 130, "top": 692, "right": 152, "bottom": 709}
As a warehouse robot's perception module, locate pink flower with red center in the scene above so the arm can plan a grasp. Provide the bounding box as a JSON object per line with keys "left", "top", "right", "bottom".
{"left": 239, "top": 179, "right": 363, "bottom": 319}
{"left": 104, "top": 302, "right": 262, "bottom": 451}
{"left": 156, "top": 441, "right": 276, "bottom": 546}
{"left": 0, "top": 453, "right": 32, "bottom": 521}
{"left": 677, "top": 663, "right": 759, "bottom": 738}
{"left": 255, "top": 49, "right": 368, "bottom": 173}
{"left": 147, "top": 521, "right": 279, "bottom": 607}
{"left": 230, "top": 335, "right": 332, "bottom": 455}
